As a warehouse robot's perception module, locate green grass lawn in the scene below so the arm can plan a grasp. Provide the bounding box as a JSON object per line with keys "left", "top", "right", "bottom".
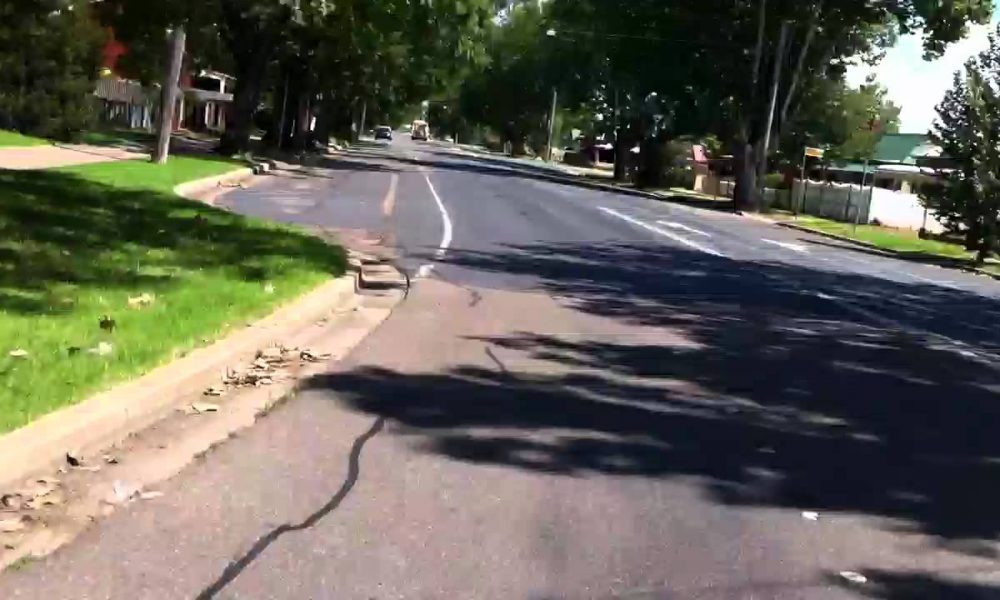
{"left": 776, "top": 214, "right": 999, "bottom": 275}
{"left": 0, "top": 156, "right": 346, "bottom": 432}
{"left": 0, "top": 130, "right": 50, "bottom": 147}
{"left": 79, "top": 129, "right": 155, "bottom": 148}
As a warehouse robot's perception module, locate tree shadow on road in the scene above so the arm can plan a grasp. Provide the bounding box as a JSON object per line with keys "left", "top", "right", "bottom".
{"left": 306, "top": 240, "right": 1000, "bottom": 594}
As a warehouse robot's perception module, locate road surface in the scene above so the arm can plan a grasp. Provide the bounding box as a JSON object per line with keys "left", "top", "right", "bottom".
{"left": 3, "top": 138, "right": 1000, "bottom": 599}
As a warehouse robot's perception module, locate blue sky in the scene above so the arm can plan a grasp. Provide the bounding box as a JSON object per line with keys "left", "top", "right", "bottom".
{"left": 846, "top": 12, "right": 1000, "bottom": 133}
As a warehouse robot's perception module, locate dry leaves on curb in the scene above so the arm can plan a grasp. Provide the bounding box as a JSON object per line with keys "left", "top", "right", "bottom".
{"left": 300, "top": 349, "right": 331, "bottom": 363}
{"left": 0, "top": 516, "right": 28, "bottom": 533}
{"left": 190, "top": 402, "right": 221, "bottom": 414}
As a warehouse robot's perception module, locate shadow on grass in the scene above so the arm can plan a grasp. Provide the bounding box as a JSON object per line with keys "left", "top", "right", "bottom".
{"left": 0, "top": 169, "right": 346, "bottom": 315}
{"left": 306, "top": 239, "right": 1000, "bottom": 556}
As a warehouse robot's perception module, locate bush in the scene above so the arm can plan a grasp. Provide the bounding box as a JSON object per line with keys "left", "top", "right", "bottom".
{"left": 664, "top": 166, "right": 696, "bottom": 190}
{"left": 763, "top": 172, "right": 787, "bottom": 190}
{"left": 0, "top": 1, "right": 104, "bottom": 140}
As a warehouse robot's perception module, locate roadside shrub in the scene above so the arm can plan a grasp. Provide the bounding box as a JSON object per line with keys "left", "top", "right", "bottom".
{"left": 763, "top": 172, "right": 787, "bottom": 190}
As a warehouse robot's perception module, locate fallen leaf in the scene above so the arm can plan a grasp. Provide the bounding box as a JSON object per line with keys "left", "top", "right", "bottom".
{"left": 65, "top": 452, "right": 83, "bottom": 467}
{"left": 202, "top": 386, "right": 224, "bottom": 397}
{"left": 103, "top": 454, "right": 119, "bottom": 465}
{"left": 8, "top": 349, "right": 28, "bottom": 359}
{"left": 0, "top": 517, "right": 26, "bottom": 533}
{"left": 839, "top": 571, "right": 868, "bottom": 584}
{"left": 88, "top": 342, "right": 114, "bottom": 356}
{"left": 1, "top": 494, "right": 23, "bottom": 511}
{"left": 127, "top": 293, "right": 156, "bottom": 308}
{"left": 25, "top": 492, "right": 64, "bottom": 510}
{"left": 191, "top": 402, "right": 220, "bottom": 414}
{"left": 801, "top": 511, "right": 820, "bottom": 521}
{"left": 19, "top": 479, "right": 58, "bottom": 500}
{"left": 99, "top": 315, "right": 116, "bottom": 332}
{"left": 300, "top": 350, "right": 331, "bottom": 363}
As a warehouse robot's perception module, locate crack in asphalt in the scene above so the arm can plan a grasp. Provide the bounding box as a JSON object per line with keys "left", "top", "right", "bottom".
{"left": 195, "top": 416, "right": 387, "bottom": 599}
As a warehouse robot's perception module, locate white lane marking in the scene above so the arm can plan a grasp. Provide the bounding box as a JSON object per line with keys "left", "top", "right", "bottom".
{"left": 761, "top": 238, "right": 809, "bottom": 253}
{"left": 416, "top": 174, "right": 454, "bottom": 279}
{"left": 599, "top": 207, "right": 725, "bottom": 257}
{"left": 817, "top": 245, "right": 966, "bottom": 291}
{"left": 761, "top": 272, "right": 1000, "bottom": 367}
{"left": 656, "top": 220, "right": 712, "bottom": 238}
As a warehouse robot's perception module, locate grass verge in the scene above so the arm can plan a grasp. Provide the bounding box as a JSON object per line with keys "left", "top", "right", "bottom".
{"left": 0, "top": 130, "right": 49, "bottom": 148}
{"left": 79, "top": 129, "right": 155, "bottom": 148}
{"left": 772, "top": 214, "right": 999, "bottom": 276}
{"left": 0, "top": 156, "right": 346, "bottom": 432}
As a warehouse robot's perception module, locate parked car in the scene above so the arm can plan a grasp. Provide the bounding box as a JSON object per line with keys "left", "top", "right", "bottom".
{"left": 375, "top": 126, "right": 393, "bottom": 141}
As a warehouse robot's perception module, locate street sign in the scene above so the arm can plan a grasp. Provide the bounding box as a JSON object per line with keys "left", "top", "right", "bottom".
{"left": 804, "top": 147, "right": 825, "bottom": 158}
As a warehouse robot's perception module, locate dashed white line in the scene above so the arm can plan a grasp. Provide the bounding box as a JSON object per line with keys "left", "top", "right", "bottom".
{"left": 761, "top": 239, "right": 810, "bottom": 253}
{"left": 656, "top": 221, "right": 712, "bottom": 237}
{"left": 416, "top": 174, "right": 454, "bottom": 279}
{"left": 599, "top": 206, "right": 725, "bottom": 257}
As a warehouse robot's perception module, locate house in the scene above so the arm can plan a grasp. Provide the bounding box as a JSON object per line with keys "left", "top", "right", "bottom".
{"left": 94, "top": 30, "right": 155, "bottom": 130}
{"left": 179, "top": 70, "right": 235, "bottom": 133}
{"left": 95, "top": 31, "right": 234, "bottom": 134}
{"left": 823, "top": 133, "right": 941, "bottom": 193}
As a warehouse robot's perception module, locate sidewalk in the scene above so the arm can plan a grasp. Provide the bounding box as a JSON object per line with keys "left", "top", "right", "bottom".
{"left": 0, "top": 143, "right": 147, "bottom": 170}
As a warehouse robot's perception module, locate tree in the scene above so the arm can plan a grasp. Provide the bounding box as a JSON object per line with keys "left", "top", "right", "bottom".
{"left": 780, "top": 80, "right": 901, "bottom": 163}
{"left": 0, "top": 0, "right": 104, "bottom": 139}
{"left": 924, "top": 30, "right": 1000, "bottom": 264}
{"left": 546, "top": 0, "right": 992, "bottom": 207}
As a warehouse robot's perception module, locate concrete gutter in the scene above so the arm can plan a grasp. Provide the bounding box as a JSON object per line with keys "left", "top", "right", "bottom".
{"left": 775, "top": 220, "right": 1000, "bottom": 282}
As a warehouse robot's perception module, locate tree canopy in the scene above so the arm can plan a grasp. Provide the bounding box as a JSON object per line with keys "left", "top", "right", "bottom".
{"left": 923, "top": 25, "right": 1000, "bottom": 263}
{"left": 0, "top": 0, "right": 104, "bottom": 139}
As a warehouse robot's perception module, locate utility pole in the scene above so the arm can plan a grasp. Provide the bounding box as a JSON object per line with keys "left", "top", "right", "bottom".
{"left": 153, "top": 26, "right": 186, "bottom": 164}
{"left": 759, "top": 22, "right": 790, "bottom": 187}
{"left": 546, "top": 87, "right": 558, "bottom": 162}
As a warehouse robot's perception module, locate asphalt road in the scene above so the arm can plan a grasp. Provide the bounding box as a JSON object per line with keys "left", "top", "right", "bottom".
{"left": 3, "top": 138, "right": 1000, "bottom": 599}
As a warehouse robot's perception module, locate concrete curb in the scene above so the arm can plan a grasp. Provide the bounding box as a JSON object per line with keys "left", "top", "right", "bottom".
{"left": 0, "top": 277, "right": 358, "bottom": 492}
{"left": 775, "top": 221, "right": 1000, "bottom": 281}
{"left": 173, "top": 167, "right": 256, "bottom": 204}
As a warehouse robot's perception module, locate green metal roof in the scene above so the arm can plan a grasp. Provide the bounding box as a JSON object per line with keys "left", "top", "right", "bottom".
{"left": 872, "top": 133, "right": 933, "bottom": 164}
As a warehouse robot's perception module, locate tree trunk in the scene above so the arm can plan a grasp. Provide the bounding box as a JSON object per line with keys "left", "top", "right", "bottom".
{"left": 613, "top": 127, "right": 632, "bottom": 182}
{"left": 733, "top": 141, "right": 758, "bottom": 211}
{"left": 219, "top": 49, "right": 270, "bottom": 155}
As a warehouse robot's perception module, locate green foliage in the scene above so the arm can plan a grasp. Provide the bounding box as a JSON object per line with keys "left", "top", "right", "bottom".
{"left": 0, "top": 0, "right": 104, "bottom": 140}
{"left": 781, "top": 80, "right": 901, "bottom": 163}
{"left": 924, "top": 26, "right": 1000, "bottom": 262}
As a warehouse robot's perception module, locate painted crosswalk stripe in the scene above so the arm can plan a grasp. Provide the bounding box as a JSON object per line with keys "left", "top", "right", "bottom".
{"left": 656, "top": 220, "right": 712, "bottom": 237}
{"left": 599, "top": 207, "right": 725, "bottom": 257}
